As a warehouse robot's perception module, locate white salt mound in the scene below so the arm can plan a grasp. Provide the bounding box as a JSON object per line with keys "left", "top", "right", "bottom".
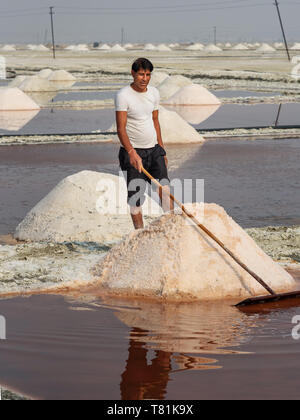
{"left": 186, "top": 43, "right": 204, "bottom": 51}
{"left": 204, "top": 44, "right": 222, "bottom": 52}
{"left": 97, "top": 44, "right": 111, "bottom": 50}
{"left": 164, "top": 84, "right": 221, "bottom": 106}
{"left": 232, "top": 44, "right": 249, "bottom": 50}
{"left": 15, "top": 171, "right": 162, "bottom": 244}
{"left": 0, "top": 110, "right": 40, "bottom": 131}
{"left": 144, "top": 43, "right": 156, "bottom": 51}
{"left": 256, "top": 43, "right": 276, "bottom": 52}
{"left": 150, "top": 71, "right": 169, "bottom": 87}
{"left": 48, "top": 70, "right": 76, "bottom": 82}
{"left": 111, "top": 44, "right": 126, "bottom": 52}
{"left": 93, "top": 203, "right": 295, "bottom": 300}
{"left": 158, "top": 75, "right": 192, "bottom": 100}
{"left": 156, "top": 44, "right": 171, "bottom": 52}
{"left": 158, "top": 106, "right": 204, "bottom": 144}
{"left": 19, "top": 76, "right": 56, "bottom": 92}
{"left": 0, "top": 87, "right": 40, "bottom": 111}
{"left": 38, "top": 69, "right": 54, "bottom": 79}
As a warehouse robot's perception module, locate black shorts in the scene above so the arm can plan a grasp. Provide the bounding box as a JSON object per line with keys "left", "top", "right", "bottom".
{"left": 119, "top": 144, "right": 170, "bottom": 207}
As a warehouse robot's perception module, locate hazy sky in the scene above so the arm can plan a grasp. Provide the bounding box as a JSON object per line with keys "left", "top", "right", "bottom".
{"left": 0, "top": 0, "right": 299, "bottom": 44}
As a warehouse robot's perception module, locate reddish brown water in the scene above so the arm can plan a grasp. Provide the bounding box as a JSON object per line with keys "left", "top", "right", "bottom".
{"left": 0, "top": 271, "right": 300, "bottom": 400}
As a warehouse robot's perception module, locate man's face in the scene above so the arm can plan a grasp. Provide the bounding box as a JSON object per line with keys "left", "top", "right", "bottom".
{"left": 131, "top": 68, "right": 151, "bottom": 91}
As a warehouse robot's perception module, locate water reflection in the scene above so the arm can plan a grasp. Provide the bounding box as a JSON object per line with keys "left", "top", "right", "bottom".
{"left": 165, "top": 104, "right": 221, "bottom": 125}
{"left": 0, "top": 110, "right": 40, "bottom": 131}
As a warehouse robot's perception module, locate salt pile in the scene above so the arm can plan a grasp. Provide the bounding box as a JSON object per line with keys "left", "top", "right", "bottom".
{"left": 157, "top": 75, "right": 192, "bottom": 100}
{"left": 149, "top": 71, "right": 169, "bottom": 87}
{"left": 204, "top": 44, "right": 222, "bottom": 52}
{"left": 38, "top": 69, "right": 53, "bottom": 79}
{"left": 18, "top": 76, "right": 55, "bottom": 92}
{"left": 156, "top": 44, "right": 171, "bottom": 52}
{"left": 111, "top": 44, "right": 126, "bottom": 52}
{"left": 15, "top": 171, "right": 162, "bottom": 244}
{"left": 164, "top": 84, "right": 221, "bottom": 106}
{"left": 256, "top": 43, "right": 276, "bottom": 53}
{"left": 97, "top": 44, "right": 111, "bottom": 51}
{"left": 158, "top": 106, "right": 204, "bottom": 143}
{"left": 0, "top": 87, "right": 40, "bottom": 110}
{"left": 186, "top": 43, "right": 204, "bottom": 51}
{"left": 93, "top": 203, "right": 295, "bottom": 300}
{"left": 232, "top": 44, "right": 249, "bottom": 50}
{"left": 291, "top": 43, "right": 300, "bottom": 50}
{"left": 144, "top": 43, "right": 156, "bottom": 51}
{"left": 48, "top": 70, "right": 76, "bottom": 82}
{"left": 1, "top": 45, "right": 16, "bottom": 51}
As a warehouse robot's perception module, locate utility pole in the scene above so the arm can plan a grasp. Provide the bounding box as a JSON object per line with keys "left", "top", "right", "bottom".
{"left": 274, "top": 0, "right": 290, "bottom": 61}
{"left": 49, "top": 6, "right": 56, "bottom": 59}
{"left": 214, "top": 26, "right": 217, "bottom": 45}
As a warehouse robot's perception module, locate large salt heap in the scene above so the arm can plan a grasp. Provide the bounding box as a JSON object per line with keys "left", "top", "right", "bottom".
{"left": 158, "top": 75, "right": 192, "bottom": 100}
{"left": 15, "top": 171, "right": 162, "bottom": 244}
{"left": 93, "top": 203, "right": 295, "bottom": 300}
{"left": 158, "top": 106, "right": 204, "bottom": 143}
{"left": 164, "top": 84, "right": 221, "bottom": 106}
{"left": 0, "top": 87, "right": 40, "bottom": 110}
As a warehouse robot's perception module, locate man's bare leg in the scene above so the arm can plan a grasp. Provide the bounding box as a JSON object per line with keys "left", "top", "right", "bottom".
{"left": 130, "top": 206, "right": 144, "bottom": 229}
{"left": 158, "top": 186, "right": 174, "bottom": 213}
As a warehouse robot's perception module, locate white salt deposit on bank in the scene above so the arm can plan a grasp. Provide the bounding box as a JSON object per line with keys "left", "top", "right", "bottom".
{"left": 8, "top": 76, "right": 27, "bottom": 88}
{"left": 93, "top": 203, "right": 295, "bottom": 300}
{"left": 15, "top": 171, "right": 162, "bottom": 244}
{"left": 232, "top": 44, "right": 249, "bottom": 50}
{"left": 0, "top": 87, "right": 40, "bottom": 110}
{"left": 164, "top": 84, "right": 221, "bottom": 106}
{"left": 97, "top": 44, "right": 111, "bottom": 50}
{"left": 158, "top": 106, "right": 204, "bottom": 143}
{"left": 156, "top": 44, "right": 171, "bottom": 52}
{"left": 144, "top": 43, "right": 156, "bottom": 51}
{"left": 157, "top": 75, "right": 192, "bottom": 100}
{"left": 110, "top": 44, "right": 126, "bottom": 52}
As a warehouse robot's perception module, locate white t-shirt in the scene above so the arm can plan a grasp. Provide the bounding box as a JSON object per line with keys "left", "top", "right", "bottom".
{"left": 115, "top": 85, "right": 160, "bottom": 149}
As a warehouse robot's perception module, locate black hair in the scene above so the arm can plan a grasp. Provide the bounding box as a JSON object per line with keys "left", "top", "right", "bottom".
{"left": 132, "top": 58, "right": 154, "bottom": 73}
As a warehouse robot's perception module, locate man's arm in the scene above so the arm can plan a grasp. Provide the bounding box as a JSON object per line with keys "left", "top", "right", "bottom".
{"left": 152, "top": 110, "right": 168, "bottom": 167}
{"left": 116, "top": 111, "right": 142, "bottom": 173}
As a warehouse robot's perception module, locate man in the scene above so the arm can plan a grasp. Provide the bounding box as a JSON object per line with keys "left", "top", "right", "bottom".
{"left": 115, "top": 57, "right": 173, "bottom": 229}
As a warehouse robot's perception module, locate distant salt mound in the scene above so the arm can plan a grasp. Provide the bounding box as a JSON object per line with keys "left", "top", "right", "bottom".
{"left": 256, "top": 43, "right": 276, "bottom": 53}
{"left": 291, "top": 43, "right": 300, "bottom": 50}
{"left": 156, "top": 44, "right": 171, "bottom": 52}
{"left": 232, "top": 43, "right": 249, "bottom": 50}
{"left": 97, "top": 44, "right": 111, "bottom": 50}
{"left": 158, "top": 75, "right": 192, "bottom": 100}
{"left": 204, "top": 44, "right": 222, "bottom": 52}
{"left": 158, "top": 106, "right": 204, "bottom": 143}
{"left": 19, "top": 75, "right": 56, "bottom": 92}
{"left": 150, "top": 71, "right": 169, "bottom": 87}
{"left": 1, "top": 45, "right": 16, "bottom": 51}
{"left": 186, "top": 43, "right": 204, "bottom": 51}
{"left": 38, "top": 69, "right": 53, "bottom": 79}
{"left": 144, "top": 43, "right": 156, "bottom": 51}
{"left": 93, "top": 203, "right": 295, "bottom": 300}
{"left": 48, "top": 70, "right": 76, "bottom": 82}
{"left": 225, "top": 43, "right": 232, "bottom": 48}
{"left": 0, "top": 87, "right": 40, "bottom": 111}
{"left": 110, "top": 44, "right": 126, "bottom": 52}
{"left": 15, "top": 171, "right": 162, "bottom": 244}
{"left": 164, "top": 84, "right": 221, "bottom": 106}
{"left": 124, "top": 43, "right": 134, "bottom": 49}
{"left": 29, "top": 44, "right": 49, "bottom": 51}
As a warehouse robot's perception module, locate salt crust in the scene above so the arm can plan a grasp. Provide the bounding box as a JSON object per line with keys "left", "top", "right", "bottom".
{"left": 93, "top": 203, "right": 295, "bottom": 300}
